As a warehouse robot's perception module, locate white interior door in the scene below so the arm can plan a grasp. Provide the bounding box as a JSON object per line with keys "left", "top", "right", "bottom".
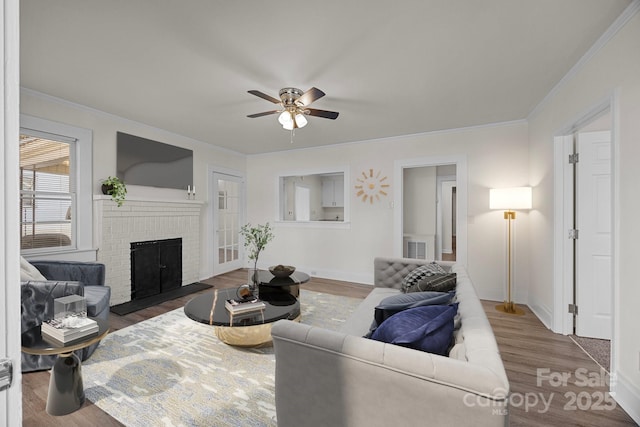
{"left": 213, "top": 173, "right": 243, "bottom": 274}
{"left": 576, "top": 130, "right": 612, "bottom": 339}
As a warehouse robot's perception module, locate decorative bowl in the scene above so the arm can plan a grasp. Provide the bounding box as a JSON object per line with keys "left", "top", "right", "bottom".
{"left": 269, "top": 265, "right": 296, "bottom": 278}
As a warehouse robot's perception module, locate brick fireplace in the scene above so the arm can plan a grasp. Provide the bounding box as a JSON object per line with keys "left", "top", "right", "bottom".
{"left": 94, "top": 196, "right": 204, "bottom": 306}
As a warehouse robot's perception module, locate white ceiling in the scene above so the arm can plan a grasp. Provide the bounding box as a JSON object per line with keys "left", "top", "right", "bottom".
{"left": 20, "top": 0, "right": 631, "bottom": 155}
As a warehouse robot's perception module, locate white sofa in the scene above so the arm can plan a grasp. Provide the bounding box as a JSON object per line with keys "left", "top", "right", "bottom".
{"left": 271, "top": 257, "right": 509, "bottom": 427}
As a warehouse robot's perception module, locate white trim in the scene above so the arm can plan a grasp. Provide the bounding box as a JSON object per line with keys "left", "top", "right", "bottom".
{"left": 394, "top": 155, "right": 467, "bottom": 268}
{"left": 528, "top": 0, "right": 640, "bottom": 120}
{"left": 436, "top": 174, "right": 457, "bottom": 261}
{"left": 275, "top": 165, "right": 351, "bottom": 224}
{"left": 552, "top": 134, "right": 575, "bottom": 335}
{"left": 19, "top": 114, "right": 95, "bottom": 260}
{"left": 1, "top": 0, "right": 23, "bottom": 423}
{"left": 552, "top": 95, "right": 622, "bottom": 405}
{"left": 611, "top": 371, "right": 640, "bottom": 425}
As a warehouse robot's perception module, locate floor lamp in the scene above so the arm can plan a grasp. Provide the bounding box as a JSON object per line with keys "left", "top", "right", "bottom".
{"left": 489, "top": 187, "right": 532, "bottom": 315}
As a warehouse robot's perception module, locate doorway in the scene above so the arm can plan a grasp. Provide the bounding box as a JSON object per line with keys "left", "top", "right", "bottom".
{"left": 394, "top": 155, "right": 467, "bottom": 266}
{"left": 553, "top": 105, "right": 615, "bottom": 368}
{"left": 212, "top": 171, "right": 244, "bottom": 275}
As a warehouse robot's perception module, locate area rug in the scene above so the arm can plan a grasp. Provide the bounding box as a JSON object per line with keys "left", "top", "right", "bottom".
{"left": 570, "top": 335, "right": 611, "bottom": 372}
{"left": 83, "top": 290, "right": 362, "bottom": 427}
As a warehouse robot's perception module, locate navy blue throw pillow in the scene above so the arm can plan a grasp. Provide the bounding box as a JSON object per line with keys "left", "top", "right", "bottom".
{"left": 373, "top": 291, "right": 454, "bottom": 326}
{"left": 370, "top": 303, "right": 459, "bottom": 356}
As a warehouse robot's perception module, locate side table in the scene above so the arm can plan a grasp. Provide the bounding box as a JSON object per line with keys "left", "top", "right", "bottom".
{"left": 21, "top": 317, "right": 109, "bottom": 416}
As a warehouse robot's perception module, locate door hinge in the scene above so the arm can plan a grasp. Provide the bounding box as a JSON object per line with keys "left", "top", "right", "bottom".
{"left": 568, "top": 229, "right": 579, "bottom": 239}
{"left": 0, "top": 359, "right": 13, "bottom": 392}
{"left": 568, "top": 304, "right": 579, "bottom": 315}
{"left": 569, "top": 153, "right": 579, "bottom": 164}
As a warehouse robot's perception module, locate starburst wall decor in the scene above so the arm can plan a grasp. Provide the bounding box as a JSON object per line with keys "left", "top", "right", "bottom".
{"left": 355, "top": 169, "right": 389, "bottom": 203}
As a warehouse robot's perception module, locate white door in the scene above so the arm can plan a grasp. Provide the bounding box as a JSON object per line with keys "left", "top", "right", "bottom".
{"left": 575, "top": 130, "right": 612, "bottom": 339}
{"left": 213, "top": 173, "right": 243, "bottom": 274}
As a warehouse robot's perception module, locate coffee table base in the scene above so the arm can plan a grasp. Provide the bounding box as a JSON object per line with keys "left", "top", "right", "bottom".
{"left": 46, "top": 352, "right": 85, "bottom": 416}
{"left": 215, "top": 314, "right": 301, "bottom": 347}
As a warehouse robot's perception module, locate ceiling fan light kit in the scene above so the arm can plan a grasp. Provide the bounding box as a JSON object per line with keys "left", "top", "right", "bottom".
{"left": 247, "top": 87, "right": 339, "bottom": 131}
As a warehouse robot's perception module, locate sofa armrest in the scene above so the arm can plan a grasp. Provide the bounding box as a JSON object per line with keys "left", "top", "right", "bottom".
{"left": 271, "top": 320, "right": 508, "bottom": 427}
{"left": 373, "top": 257, "right": 455, "bottom": 288}
{"left": 30, "top": 260, "right": 106, "bottom": 287}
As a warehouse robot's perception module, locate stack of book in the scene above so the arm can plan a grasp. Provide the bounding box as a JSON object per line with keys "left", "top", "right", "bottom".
{"left": 41, "top": 316, "right": 99, "bottom": 346}
{"left": 225, "top": 297, "right": 266, "bottom": 314}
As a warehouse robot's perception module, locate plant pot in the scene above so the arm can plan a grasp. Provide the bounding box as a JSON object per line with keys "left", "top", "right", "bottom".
{"left": 101, "top": 184, "right": 113, "bottom": 195}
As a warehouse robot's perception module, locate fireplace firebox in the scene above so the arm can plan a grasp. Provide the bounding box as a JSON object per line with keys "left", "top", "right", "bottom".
{"left": 130, "top": 238, "right": 182, "bottom": 300}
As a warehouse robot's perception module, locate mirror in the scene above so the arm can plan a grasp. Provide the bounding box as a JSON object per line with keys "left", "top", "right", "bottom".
{"left": 279, "top": 171, "right": 346, "bottom": 222}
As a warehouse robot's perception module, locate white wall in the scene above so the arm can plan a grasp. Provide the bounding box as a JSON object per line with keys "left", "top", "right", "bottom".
{"left": 20, "top": 89, "right": 246, "bottom": 280}
{"left": 403, "top": 166, "right": 437, "bottom": 237}
{"left": 247, "top": 121, "right": 530, "bottom": 301}
{"left": 528, "top": 9, "right": 640, "bottom": 421}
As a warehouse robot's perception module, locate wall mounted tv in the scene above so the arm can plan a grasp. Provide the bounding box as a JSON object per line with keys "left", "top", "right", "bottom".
{"left": 116, "top": 132, "right": 193, "bottom": 190}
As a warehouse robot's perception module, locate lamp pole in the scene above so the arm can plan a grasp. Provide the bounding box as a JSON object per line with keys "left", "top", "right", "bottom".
{"left": 496, "top": 209, "right": 524, "bottom": 315}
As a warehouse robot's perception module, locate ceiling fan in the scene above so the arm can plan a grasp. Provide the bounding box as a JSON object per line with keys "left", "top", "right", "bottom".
{"left": 247, "top": 87, "right": 339, "bottom": 130}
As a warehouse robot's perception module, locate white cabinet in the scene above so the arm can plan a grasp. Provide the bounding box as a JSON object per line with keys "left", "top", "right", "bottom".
{"left": 321, "top": 175, "right": 344, "bottom": 207}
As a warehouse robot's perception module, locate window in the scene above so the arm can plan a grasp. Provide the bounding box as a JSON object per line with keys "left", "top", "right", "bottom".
{"left": 19, "top": 135, "right": 74, "bottom": 250}
{"left": 278, "top": 168, "right": 350, "bottom": 223}
{"left": 20, "top": 115, "right": 93, "bottom": 257}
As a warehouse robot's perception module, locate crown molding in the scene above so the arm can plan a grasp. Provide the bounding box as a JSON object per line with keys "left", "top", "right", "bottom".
{"left": 528, "top": 0, "right": 640, "bottom": 121}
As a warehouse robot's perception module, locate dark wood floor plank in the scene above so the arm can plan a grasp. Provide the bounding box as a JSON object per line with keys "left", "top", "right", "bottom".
{"left": 21, "top": 271, "right": 636, "bottom": 426}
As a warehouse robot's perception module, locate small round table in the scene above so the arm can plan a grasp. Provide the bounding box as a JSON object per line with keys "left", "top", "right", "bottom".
{"left": 184, "top": 286, "right": 301, "bottom": 347}
{"left": 21, "top": 317, "right": 109, "bottom": 416}
{"left": 257, "top": 269, "right": 310, "bottom": 298}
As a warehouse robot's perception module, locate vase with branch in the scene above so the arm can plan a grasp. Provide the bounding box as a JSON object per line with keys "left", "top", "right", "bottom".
{"left": 240, "top": 222, "right": 274, "bottom": 294}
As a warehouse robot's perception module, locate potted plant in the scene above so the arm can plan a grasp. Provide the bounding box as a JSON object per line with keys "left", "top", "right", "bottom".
{"left": 101, "top": 176, "right": 127, "bottom": 207}
{"left": 240, "top": 222, "right": 275, "bottom": 290}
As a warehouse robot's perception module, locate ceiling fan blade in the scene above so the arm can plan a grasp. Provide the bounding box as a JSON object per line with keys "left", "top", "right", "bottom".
{"left": 297, "top": 87, "right": 325, "bottom": 106}
{"left": 248, "top": 90, "right": 281, "bottom": 104}
{"left": 247, "top": 110, "right": 280, "bottom": 118}
{"left": 306, "top": 108, "right": 339, "bottom": 120}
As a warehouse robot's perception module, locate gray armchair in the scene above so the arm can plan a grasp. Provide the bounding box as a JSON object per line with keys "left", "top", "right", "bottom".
{"left": 21, "top": 260, "right": 111, "bottom": 372}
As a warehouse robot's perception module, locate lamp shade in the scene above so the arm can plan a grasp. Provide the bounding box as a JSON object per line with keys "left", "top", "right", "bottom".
{"left": 489, "top": 187, "right": 532, "bottom": 210}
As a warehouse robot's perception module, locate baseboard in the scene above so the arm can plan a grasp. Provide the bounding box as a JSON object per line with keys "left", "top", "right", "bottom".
{"left": 527, "top": 299, "right": 553, "bottom": 330}
{"left": 611, "top": 371, "right": 640, "bottom": 424}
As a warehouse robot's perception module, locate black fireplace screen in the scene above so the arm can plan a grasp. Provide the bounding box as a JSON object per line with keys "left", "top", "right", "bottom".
{"left": 130, "top": 238, "right": 182, "bottom": 300}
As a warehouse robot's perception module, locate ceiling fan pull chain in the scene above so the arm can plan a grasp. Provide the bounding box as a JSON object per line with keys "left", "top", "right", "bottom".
{"left": 290, "top": 129, "right": 294, "bottom": 144}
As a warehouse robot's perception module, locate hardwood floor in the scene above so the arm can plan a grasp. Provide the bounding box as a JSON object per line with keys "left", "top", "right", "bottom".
{"left": 21, "top": 270, "right": 636, "bottom": 426}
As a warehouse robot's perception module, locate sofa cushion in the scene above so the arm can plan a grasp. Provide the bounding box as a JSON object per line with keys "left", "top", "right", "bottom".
{"left": 401, "top": 262, "right": 447, "bottom": 293}
{"left": 410, "top": 273, "right": 457, "bottom": 293}
{"left": 20, "top": 256, "right": 47, "bottom": 281}
{"left": 373, "top": 291, "right": 454, "bottom": 326}
{"left": 370, "top": 303, "right": 458, "bottom": 356}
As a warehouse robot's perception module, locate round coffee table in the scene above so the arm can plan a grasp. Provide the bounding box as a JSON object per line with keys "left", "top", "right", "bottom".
{"left": 184, "top": 287, "right": 300, "bottom": 347}
{"left": 21, "top": 317, "right": 109, "bottom": 416}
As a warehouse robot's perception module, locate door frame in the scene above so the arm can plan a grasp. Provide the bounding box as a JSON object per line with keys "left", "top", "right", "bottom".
{"left": 436, "top": 174, "right": 457, "bottom": 261}
{"left": 205, "top": 165, "right": 246, "bottom": 278}
{"left": 394, "top": 155, "right": 468, "bottom": 267}
{"left": 1, "top": 0, "right": 22, "bottom": 424}
{"left": 552, "top": 95, "right": 619, "bottom": 371}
